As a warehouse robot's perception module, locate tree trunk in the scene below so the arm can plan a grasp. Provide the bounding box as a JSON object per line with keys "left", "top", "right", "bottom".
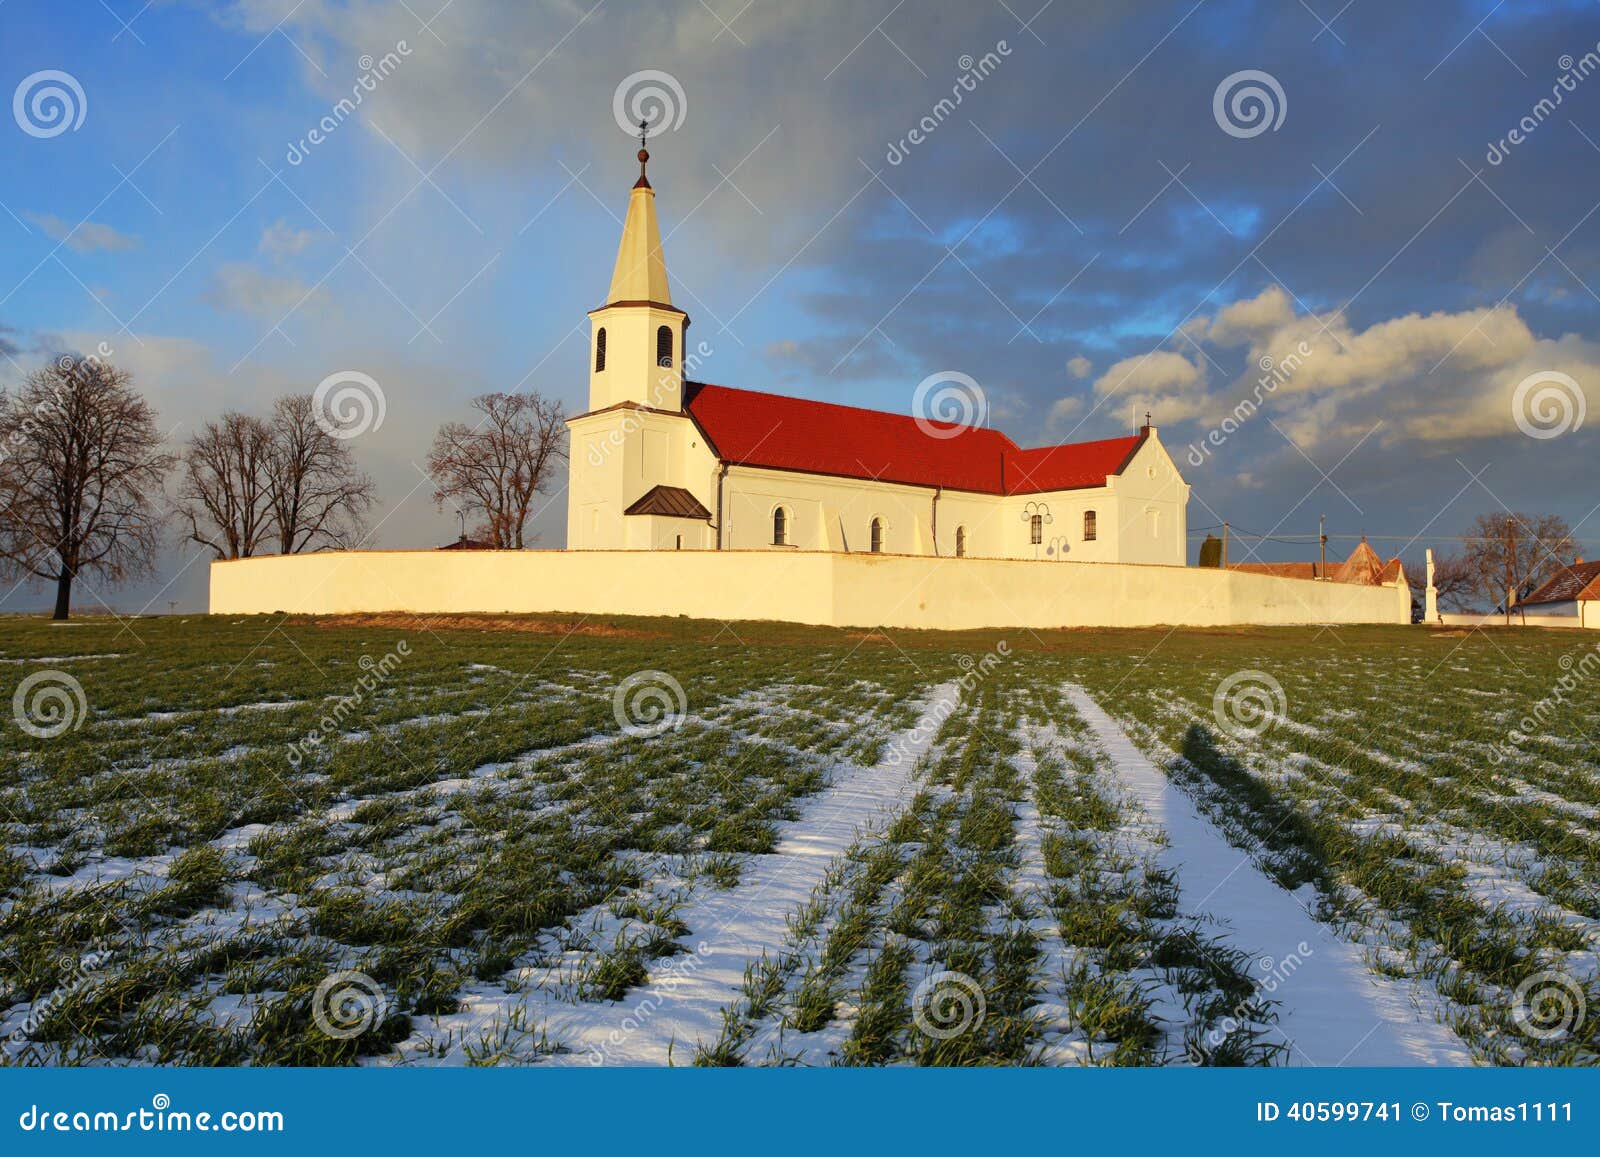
{"left": 52, "top": 569, "right": 72, "bottom": 620}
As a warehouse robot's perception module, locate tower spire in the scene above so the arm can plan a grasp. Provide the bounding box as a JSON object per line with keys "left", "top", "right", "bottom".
{"left": 606, "top": 120, "right": 671, "bottom": 306}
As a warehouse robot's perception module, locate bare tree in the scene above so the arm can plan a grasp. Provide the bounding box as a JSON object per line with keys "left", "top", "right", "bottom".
{"left": 178, "top": 412, "right": 276, "bottom": 559}
{"left": 268, "top": 394, "right": 377, "bottom": 554}
{"left": 426, "top": 392, "right": 566, "bottom": 549}
{"left": 1452, "top": 512, "right": 1578, "bottom": 616}
{"left": 0, "top": 356, "right": 175, "bottom": 619}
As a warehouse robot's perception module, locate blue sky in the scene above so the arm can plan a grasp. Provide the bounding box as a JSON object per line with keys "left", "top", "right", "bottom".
{"left": 2, "top": 0, "right": 1598, "bottom": 611}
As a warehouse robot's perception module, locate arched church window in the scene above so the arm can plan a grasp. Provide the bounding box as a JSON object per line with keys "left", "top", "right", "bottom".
{"left": 656, "top": 325, "right": 673, "bottom": 368}
{"left": 955, "top": 526, "right": 966, "bottom": 557}
{"left": 870, "top": 518, "right": 884, "bottom": 554}
{"left": 1030, "top": 514, "right": 1043, "bottom": 545}
{"left": 1083, "top": 510, "right": 1097, "bottom": 541}
{"left": 595, "top": 327, "right": 607, "bottom": 372}
{"left": 773, "top": 507, "right": 788, "bottom": 546}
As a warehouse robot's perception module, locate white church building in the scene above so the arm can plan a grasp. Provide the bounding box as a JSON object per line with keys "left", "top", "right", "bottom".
{"left": 565, "top": 146, "right": 1190, "bottom": 564}
{"left": 211, "top": 147, "right": 1410, "bottom": 629}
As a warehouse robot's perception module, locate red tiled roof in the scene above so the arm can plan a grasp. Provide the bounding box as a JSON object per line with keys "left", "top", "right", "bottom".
{"left": 681, "top": 382, "right": 1142, "bottom": 496}
{"left": 1232, "top": 562, "right": 1322, "bottom": 580}
{"left": 1524, "top": 560, "right": 1600, "bottom": 605}
{"left": 1228, "top": 544, "right": 1404, "bottom": 587}
{"left": 437, "top": 537, "right": 497, "bottom": 551}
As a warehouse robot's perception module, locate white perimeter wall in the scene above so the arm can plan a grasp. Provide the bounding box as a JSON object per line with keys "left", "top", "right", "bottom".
{"left": 210, "top": 550, "right": 1410, "bottom": 630}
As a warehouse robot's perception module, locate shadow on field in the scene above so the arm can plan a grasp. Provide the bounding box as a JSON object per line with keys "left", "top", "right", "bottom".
{"left": 1175, "top": 724, "right": 1330, "bottom": 893}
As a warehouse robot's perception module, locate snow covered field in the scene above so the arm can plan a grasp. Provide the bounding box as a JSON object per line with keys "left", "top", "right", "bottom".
{"left": 0, "top": 616, "right": 1594, "bottom": 1065}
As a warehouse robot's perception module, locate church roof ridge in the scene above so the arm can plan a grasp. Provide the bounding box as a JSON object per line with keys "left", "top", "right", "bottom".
{"left": 682, "top": 381, "right": 1143, "bottom": 496}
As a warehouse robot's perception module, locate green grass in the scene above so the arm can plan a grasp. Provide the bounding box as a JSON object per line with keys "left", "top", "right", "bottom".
{"left": 1, "top": 614, "right": 1595, "bottom": 1066}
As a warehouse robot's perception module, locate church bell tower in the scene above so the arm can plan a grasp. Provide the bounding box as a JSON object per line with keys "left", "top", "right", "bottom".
{"left": 586, "top": 124, "right": 689, "bottom": 413}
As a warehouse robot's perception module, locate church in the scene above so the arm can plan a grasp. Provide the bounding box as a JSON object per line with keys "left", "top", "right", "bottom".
{"left": 565, "top": 143, "right": 1190, "bottom": 565}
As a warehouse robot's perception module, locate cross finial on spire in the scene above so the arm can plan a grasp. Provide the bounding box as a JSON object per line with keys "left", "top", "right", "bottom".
{"left": 635, "top": 116, "right": 652, "bottom": 188}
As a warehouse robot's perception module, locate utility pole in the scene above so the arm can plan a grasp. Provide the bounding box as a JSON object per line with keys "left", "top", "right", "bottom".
{"left": 1504, "top": 514, "right": 1515, "bottom": 625}
{"left": 1222, "top": 522, "right": 1229, "bottom": 569}
{"left": 1319, "top": 514, "right": 1327, "bottom": 578}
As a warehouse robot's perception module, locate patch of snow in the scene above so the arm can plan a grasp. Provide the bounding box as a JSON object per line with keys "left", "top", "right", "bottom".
{"left": 1065, "top": 684, "right": 1472, "bottom": 1067}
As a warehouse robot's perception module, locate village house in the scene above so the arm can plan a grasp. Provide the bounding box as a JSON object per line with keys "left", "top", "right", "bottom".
{"left": 1518, "top": 559, "right": 1600, "bottom": 629}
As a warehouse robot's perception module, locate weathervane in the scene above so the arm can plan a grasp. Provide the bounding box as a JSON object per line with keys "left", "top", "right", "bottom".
{"left": 637, "top": 115, "right": 650, "bottom": 181}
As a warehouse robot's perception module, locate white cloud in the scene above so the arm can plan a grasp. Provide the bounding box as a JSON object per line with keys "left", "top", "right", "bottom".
{"left": 26, "top": 213, "right": 138, "bottom": 253}
{"left": 258, "top": 219, "right": 318, "bottom": 260}
{"left": 206, "top": 263, "right": 326, "bottom": 318}
{"left": 1098, "top": 285, "right": 1600, "bottom": 450}
{"left": 1066, "top": 354, "right": 1092, "bottom": 379}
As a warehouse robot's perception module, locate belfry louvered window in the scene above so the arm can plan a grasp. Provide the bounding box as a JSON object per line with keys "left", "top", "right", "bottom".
{"left": 595, "top": 328, "right": 607, "bottom": 371}
{"left": 656, "top": 325, "right": 673, "bottom": 368}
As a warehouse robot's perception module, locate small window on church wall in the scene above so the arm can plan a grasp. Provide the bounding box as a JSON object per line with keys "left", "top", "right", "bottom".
{"left": 656, "top": 325, "right": 673, "bottom": 368}
{"left": 870, "top": 518, "right": 883, "bottom": 553}
{"left": 595, "top": 327, "right": 607, "bottom": 372}
{"left": 1083, "top": 510, "right": 1097, "bottom": 541}
{"left": 1148, "top": 509, "right": 1159, "bottom": 537}
{"left": 773, "top": 507, "right": 788, "bottom": 546}
{"left": 1030, "top": 514, "right": 1043, "bottom": 545}
{"left": 955, "top": 526, "right": 966, "bottom": 557}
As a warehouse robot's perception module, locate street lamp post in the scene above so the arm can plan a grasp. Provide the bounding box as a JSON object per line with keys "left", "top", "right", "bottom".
{"left": 1021, "top": 501, "right": 1053, "bottom": 560}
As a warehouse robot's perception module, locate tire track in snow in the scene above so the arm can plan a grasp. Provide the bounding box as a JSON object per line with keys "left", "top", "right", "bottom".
{"left": 1064, "top": 685, "right": 1471, "bottom": 1067}
{"left": 539, "top": 682, "right": 961, "bottom": 1066}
